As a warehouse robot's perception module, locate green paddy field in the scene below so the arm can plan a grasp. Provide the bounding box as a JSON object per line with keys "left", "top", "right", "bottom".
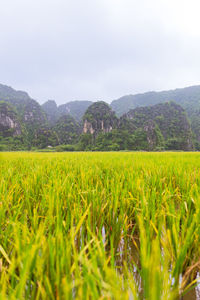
{"left": 0, "top": 152, "right": 200, "bottom": 299}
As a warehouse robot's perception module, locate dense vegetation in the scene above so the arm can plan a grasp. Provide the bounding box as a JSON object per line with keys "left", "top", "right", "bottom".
{"left": 83, "top": 101, "right": 118, "bottom": 136}
{"left": 121, "top": 102, "right": 193, "bottom": 151}
{"left": 0, "top": 83, "right": 200, "bottom": 151}
{"left": 1, "top": 152, "right": 200, "bottom": 299}
{"left": 0, "top": 84, "right": 58, "bottom": 150}
{"left": 111, "top": 85, "right": 200, "bottom": 148}
{"left": 80, "top": 101, "right": 193, "bottom": 151}
{"left": 111, "top": 85, "right": 200, "bottom": 116}
{"left": 54, "top": 115, "right": 81, "bottom": 145}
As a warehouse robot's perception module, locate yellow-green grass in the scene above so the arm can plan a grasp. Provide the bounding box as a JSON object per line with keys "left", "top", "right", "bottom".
{"left": 0, "top": 152, "right": 200, "bottom": 299}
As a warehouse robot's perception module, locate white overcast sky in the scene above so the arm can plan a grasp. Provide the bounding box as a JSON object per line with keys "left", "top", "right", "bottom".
{"left": 1, "top": 0, "right": 200, "bottom": 104}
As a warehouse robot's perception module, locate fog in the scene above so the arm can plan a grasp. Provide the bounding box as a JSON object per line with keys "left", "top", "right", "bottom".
{"left": 1, "top": 0, "right": 200, "bottom": 104}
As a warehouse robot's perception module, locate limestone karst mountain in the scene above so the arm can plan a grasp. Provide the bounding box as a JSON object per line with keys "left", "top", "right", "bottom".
{"left": 0, "top": 83, "right": 198, "bottom": 151}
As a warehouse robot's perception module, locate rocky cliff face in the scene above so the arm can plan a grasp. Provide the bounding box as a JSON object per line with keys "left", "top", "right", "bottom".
{"left": 83, "top": 120, "right": 95, "bottom": 134}
{"left": 22, "top": 100, "right": 46, "bottom": 124}
{"left": 143, "top": 120, "right": 161, "bottom": 151}
{"left": 111, "top": 85, "right": 200, "bottom": 149}
{"left": 0, "top": 84, "right": 53, "bottom": 149}
{"left": 82, "top": 101, "right": 118, "bottom": 137}
{"left": 121, "top": 102, "right": 193, "bottom": 151}
{"left": 0, "top": 102, "right": 22, "bottom": 137}
{"left": 0, "top": 83, "right": 196, "bottom": 151}
{"left": 0, "top": 84, "right": 45, "bottom": 123}
{"left": 14, "top": 99, "right": 49, "bottom": 148}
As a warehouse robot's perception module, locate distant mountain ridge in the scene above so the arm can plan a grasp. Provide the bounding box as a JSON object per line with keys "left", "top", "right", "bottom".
{"left": 42, "top": 100, "right": 93, "bottom": 124}
{"left": 0, "top": 82, "right": 200, "bottom": 150}
{"left": 0, "top": 83, "right": 31, "bottom": 102}
{"left": 111, "top": 85, "right": 200, "bottom": 147}
{"left": 111, "top": 85, "right": 200, "bottom": 116}
{"left": 80, "top": 101, "right": 193, "bottom": 151}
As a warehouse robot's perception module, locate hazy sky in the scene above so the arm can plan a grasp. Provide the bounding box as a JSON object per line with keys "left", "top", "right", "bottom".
{"left": 1, "top": 0, "right": 200, "bottom": 104}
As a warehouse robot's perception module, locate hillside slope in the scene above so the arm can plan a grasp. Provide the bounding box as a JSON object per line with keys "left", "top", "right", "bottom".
{"left": 111, "top": 85, "right": 200, "bottom": 116}
{"left": 80, "top": 101, "right": 193, "bottom": 151}
{"left": 119, "top": 102, "right": 193, "bottom": 151}
{"left": 0, "top": 83, "right": 197, "bottom": 150}
{"left": 0, "top": 84, "right": 57, "bottom": 149}
{"left": 42, "top": 100, "right": 93, "bottom": 123}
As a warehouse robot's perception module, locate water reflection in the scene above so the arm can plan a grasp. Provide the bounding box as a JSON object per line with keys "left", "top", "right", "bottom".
{"left": 75, "top": 226, "right": 200, "bottom": 299}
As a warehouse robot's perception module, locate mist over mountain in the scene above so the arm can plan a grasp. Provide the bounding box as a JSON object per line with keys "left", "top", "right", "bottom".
{"left": 0, "top": 83, "right": 200, "bottom": 151}
{"left": 111, "top": 85, "right": 200, "bottom": 115}
{"left": 42, "top": 100, "right": 93, "bottom": 125}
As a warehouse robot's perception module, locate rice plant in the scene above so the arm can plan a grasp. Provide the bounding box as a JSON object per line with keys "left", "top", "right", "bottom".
{"left": 0, "top": 152, "right": 200, "bottom": 299}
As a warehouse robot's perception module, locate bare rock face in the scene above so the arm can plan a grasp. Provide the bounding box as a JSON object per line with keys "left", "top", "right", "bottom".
{"left": 143, "top": 120, "right": 158, "bottom": 150}
{"left": 21, "top": 101, "right": 46, "bottom": 124}
{"left": 0, "top": 83, "right": 53, "bottom": 149}
{"left": 83, "top": 120, "right": 95, "bottom": 134}
{"left": 82, "top": 101, "right": 118, "bottom": 137}
{"left": 0, "top": 102, "right": 22, "bottom": 137}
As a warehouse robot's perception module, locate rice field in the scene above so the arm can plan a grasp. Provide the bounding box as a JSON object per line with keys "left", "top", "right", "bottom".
{"left": 1, "top": 152, "right": 200, "bottom": 299}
